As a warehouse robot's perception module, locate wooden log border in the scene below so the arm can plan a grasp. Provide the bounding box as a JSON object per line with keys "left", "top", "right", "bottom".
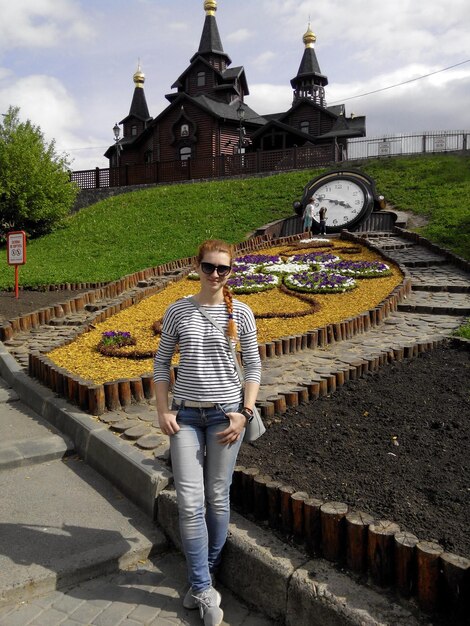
{"left": 10, "top": 229, "right": 470, "bottom": 616}
{"left": 229, "top": 472, "right": 470, "bottom": 619}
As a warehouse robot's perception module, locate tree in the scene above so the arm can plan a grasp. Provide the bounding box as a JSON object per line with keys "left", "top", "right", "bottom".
{"left": 0, "top": 106, "right": 78, "bottom": 241}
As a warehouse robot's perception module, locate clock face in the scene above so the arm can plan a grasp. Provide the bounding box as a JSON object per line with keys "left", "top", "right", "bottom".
{"left": 305, "top": 175, "right": 374, "bottom": 232}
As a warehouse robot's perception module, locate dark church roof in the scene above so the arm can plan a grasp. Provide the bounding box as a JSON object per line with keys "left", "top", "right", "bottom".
{"left": 190, "top": 3, "right": 231, "bottom": 64}
{"left": 169, "top": 58, "right": 248, "bottom": 96}
{"left": 119, "top": 66, "right": 152, "bottom": 124}
{"left": 250, "top": 118, "right": 316, "bottom": 142}
{"left": 119, "top": 89, "right": 151, "bottom": 124}
{"left": 316, "top": 114, "right": 366, "bottom": 139}
{"left": 291, "top": 42, "right": 328, "bottom": 87}
{"left": 194, "top": 95, "right": 265, "bottom": 125}
{"left": 154, "top": 93, "right": 266, "bottom": 128}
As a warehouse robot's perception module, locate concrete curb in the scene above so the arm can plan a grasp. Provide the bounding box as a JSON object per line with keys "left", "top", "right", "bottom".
{"left": 0, "top": 344, "right": 172, "bottom": 519}
{"left": 0, "top": 433, "right": 73, "bottom": 470}
{"left": 156, "top": 489, "right": 422, "bottom": 626}
{"left": 0, "top": 534, "right": 166, "bottom": 608}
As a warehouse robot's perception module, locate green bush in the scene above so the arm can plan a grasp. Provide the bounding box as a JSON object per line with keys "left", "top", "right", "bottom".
{"left": 0, "top": 106, "right": 78, "bottom": 241}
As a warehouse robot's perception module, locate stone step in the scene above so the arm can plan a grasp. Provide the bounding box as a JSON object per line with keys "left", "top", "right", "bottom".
{"left": 397, "top": 291, "right": 470, "bottom": 315}
{"left": 0, "top": 456, "right": 167, "bottom": 607}
{"left": 0, "top": 383, "right": 74, "bottom": 470}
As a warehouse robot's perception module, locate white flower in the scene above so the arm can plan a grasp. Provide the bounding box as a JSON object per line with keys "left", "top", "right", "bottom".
{"left": 262, "top": 262, "right": 311, "bottom": 274}
{"left": 299, "top": 237, "right": 331, "bottom": 243}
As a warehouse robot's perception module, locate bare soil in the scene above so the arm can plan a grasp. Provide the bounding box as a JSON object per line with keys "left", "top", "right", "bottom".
{"left": 0, "top": 288, "right": 91, "bottom": 324}
{"left": 239, "top": 341, "right": 470, "bottom": 558}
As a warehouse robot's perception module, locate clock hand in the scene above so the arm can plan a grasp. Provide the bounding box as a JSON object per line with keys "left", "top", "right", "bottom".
{"left": 317, "top": 198, "right": 353, "bottom": 208}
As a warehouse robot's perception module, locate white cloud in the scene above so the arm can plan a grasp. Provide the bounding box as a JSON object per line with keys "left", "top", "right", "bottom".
{"left": 167, "top": 21, "right": 189, "bottom": 33}
{"left": 0, "top": 74, "right": 94, "bottom": 166}
{"left": 0, "top": 67, "right": 12, "bottom": 81}
{"left": 0, "top": 0, "right": 93, "bottom": 51}
{"left": 247, "top": 84, "right": 292, "bottom": 116}
{"left": 253, "top": 51, "right": 277, "bottom": 69}
{"left": 328, "top": 63, "right": 470, "bottom": 134}
{"left": 226, "top": 28, "right": 252, "bottom": 44}
{"left": 259, "top": 0, "right": 470, "bottom": 71}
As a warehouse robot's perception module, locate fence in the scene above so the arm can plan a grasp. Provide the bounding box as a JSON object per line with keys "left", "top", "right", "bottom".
{"left": 347, "top": 129, "right": 469, "bottom": 160}
{"left": 71, "top": 130, "right": 470, "bottom": 190}
{"left": 71, "top": 144, "right": 335, "bottom": 190}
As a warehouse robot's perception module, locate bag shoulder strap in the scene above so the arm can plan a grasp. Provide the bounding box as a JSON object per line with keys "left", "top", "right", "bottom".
{"left": 188, "top": 297, "right": 244, "bottom": 384}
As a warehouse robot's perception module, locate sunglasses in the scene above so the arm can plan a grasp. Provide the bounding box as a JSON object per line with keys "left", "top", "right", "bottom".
{"left": 200, "top": 262, "right": 232, "bottom": 277}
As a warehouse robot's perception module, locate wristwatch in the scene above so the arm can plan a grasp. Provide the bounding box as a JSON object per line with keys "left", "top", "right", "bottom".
{"left": 241, "top": 407, "right": 254, "bottom": 423}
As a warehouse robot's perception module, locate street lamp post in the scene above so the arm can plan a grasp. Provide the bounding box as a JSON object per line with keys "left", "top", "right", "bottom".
{"left": 237, "top": 103, "right": 245, "bottom": 155}
{"left": 113, "top": 123, "right": 121, "bottom": 167}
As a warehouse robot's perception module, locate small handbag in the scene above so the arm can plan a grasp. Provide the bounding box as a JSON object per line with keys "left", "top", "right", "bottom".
{"left": 188, "top": 297, "right": 266, "bottom": 442}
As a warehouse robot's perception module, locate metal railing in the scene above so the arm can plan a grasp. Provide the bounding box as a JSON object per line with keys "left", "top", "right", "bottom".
{"left": 347, "top": 130, "right": 469, "bottom": 160}
{"left": 70, "top": 130, "right": 469, "bottom": 190}
{"left": 70, "top": 144, "right": 336, "bottom": 189}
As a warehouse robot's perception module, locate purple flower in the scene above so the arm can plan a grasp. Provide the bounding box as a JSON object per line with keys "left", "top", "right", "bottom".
{"left": 100, "top": 330, "right": 135, "bottom": 348}
{"left": 284, "top": 271, "right": 356, "bottom": 293}
{"left": 289, "top": 253, "right": 339, "bottom": 265}
{"left": 328, "top": 261, "right": 391, "bottom": 277}
{"left": 227, "top": 272, "right": 279, "bottom": 293}
{"left": 235, "top": 254, "right": 281, "bottom": 265}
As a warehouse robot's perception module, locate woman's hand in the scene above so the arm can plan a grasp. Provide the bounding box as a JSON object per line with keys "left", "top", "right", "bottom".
{"left": 217, "top": 411, "right": 247, "bottom": 445}
{"left": 158, "top": 410, "right": 180, "bottom": 436}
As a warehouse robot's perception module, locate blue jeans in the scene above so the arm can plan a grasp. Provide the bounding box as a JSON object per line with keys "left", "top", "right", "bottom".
{"left": 170, "top": 401, "right": 243, "bottom": 593}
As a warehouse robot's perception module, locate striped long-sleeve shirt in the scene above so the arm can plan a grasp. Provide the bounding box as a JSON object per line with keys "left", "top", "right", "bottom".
{"left": 153, "top": 296, "right": 261, "bottom": 404}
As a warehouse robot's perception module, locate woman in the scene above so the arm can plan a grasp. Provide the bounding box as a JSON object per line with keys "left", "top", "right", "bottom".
{"left": 154, "top": 239, "right": 261, "bottom": 626}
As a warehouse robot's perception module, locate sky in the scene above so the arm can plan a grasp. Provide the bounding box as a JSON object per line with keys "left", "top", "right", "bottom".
{"left": 0, "top": 0, "right": 469, "bottom": 171}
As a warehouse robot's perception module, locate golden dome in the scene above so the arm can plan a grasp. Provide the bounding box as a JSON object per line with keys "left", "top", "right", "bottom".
{"left": 303, "top": 24, "right": 316, "bottom": 48}
{"left": 204, "top": 0, "right": 217, "bottom": 16}
{"left": 133, "top": 63, "right": 145, "bottom": 88}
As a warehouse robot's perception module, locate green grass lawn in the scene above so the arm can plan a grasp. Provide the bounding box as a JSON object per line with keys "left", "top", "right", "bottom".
{"left": 0, "top": 153, "right": 468, "bottom": 289}
{"left": 363, "top": 154, "right": 470, "bottom": 258}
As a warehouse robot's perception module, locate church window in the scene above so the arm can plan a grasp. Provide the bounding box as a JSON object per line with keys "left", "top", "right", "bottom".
{"left": 181, "top": 124, "right": 189, "bottom": 137}
{"left": 180, "top": 146, "right": 192, "bottom": 161}
{"left": 131, "top": 125, "right": 138, "bottom": 136}
{"left": 197, "top": 71, "right": 206, "bottom": 87}
{"left": 300, "top": 121, "right": 309, "bottom": 134}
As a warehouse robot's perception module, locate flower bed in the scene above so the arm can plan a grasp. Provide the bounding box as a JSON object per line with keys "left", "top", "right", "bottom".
{"left": 46, "top": 237, "right": 404, "bottom": 385}
{"left": 327, "top": 260, "right": 392, "bottom": 278}
{"left": 227, "top": 273, "right": 280, "bottom": 294}
{"left": 284, "top": 271, "right": 357, "bottom": 294}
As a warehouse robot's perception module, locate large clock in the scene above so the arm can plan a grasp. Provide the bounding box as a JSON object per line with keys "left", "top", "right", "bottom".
{"left": 298, "top": 170, "right": 382, "bottom": 233}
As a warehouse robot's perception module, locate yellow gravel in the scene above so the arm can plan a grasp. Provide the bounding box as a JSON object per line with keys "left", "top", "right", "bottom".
{"left": 48, "top": 240, "right": 403, "bottom": 384}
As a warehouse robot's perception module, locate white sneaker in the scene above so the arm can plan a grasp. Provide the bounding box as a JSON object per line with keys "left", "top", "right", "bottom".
{"left": 192, "top": 586, "right": 223, "bottom": 626}
{"left": 183, "top": 575, "right": 216, "bottom": 610}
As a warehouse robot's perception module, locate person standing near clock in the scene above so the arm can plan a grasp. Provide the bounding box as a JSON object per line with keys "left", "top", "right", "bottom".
{"left": 318, "top": 206, "right": 328, "bottom": 235}
{"left": 154, "top": 238, "right": 261, "bottom": 626}
{"left": 302, "top": 198, "right": 316, "bottom": 237}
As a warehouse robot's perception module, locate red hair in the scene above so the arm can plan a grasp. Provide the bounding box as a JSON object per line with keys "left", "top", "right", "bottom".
{"left": 196, "top": 239, "right": 238, "bottom": 340}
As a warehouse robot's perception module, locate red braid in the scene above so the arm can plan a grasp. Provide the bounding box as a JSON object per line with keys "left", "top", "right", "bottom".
{"left": 223, "top": 285, "right": 238, "bottom": 340}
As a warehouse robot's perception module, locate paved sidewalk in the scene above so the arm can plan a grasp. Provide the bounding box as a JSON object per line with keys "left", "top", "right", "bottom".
{"left": 0, "top": 552, "right": 275, "bottom": 626}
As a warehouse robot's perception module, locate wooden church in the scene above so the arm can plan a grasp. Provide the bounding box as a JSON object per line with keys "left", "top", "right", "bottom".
{"left": 104, "top": 0, "right": 365, "bottom": 182}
